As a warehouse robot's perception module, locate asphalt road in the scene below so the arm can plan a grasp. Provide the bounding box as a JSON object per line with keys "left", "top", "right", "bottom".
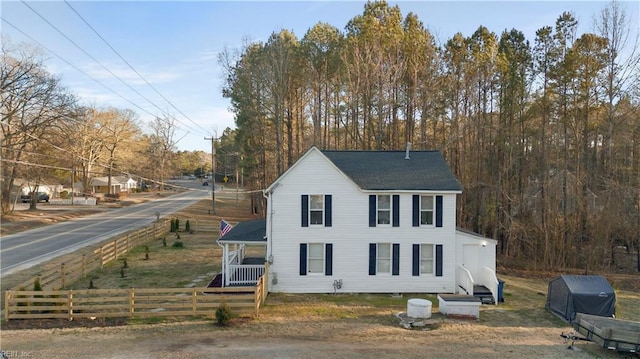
{"left": 0, "top": 186, "right": 212, "bottom": 277}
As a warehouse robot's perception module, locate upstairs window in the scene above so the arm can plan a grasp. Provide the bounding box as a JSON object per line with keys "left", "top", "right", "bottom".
{"left": 412, "top": 195, "right": 443, "bottom": 227}
{"left": 420, "top": 195, "right": 434, "bottom": 225}
{"left": 302, "top": 195, "right": 332, "bottom": 227}
{"left": 309, "top": 195, "right": 324, "bottom": 225}
{"left": 369, "top": 195, "right": 399, "bottom": 227}
{"left": 377, "top": 195, "right": 391, "bottom": 225}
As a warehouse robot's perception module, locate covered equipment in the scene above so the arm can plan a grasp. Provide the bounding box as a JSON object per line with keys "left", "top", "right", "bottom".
{"left": 546, "top": 275, "right": 616, "bottom": 322}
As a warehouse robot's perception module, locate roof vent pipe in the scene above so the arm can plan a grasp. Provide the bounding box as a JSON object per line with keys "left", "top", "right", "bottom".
{"left": 405, "top": 142, "right": 411, "bottom": 160}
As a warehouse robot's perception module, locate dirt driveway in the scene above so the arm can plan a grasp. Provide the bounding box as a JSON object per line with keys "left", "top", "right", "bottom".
{"left": 0, "top": 315, "right": 609, "bottom": 359}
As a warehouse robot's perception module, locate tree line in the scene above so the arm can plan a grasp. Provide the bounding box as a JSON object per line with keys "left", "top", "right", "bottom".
{"left": 220, "top": 0, "right": 640, "bottom": 272}
{"left": 0, "top": 40, "right": 213, "bottom": 214}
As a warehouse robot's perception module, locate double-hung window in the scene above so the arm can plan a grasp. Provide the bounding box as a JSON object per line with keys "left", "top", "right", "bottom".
{"left": 420, "top": 195, "right": 434, "bottom": 225}
{"left": 369, "top": 195, "right": 399, "bottom": 227}
{"left": 308, "top": 243, "right": 325, "bottom": 273}
{"left": 412, "top": 195, "right": 443, "bottom": 227}
{"left": 412, "top": 243, "right": 443, "bottom": 277}
{"left": 301, "top": 195, "right": 332, "bottom": 227}
{"left": 309, "top": 195, "right": 324, "bottom": 225}
{"left": 299, "top": 243, "right": 333, "bottom": 276}
{"left": 369, "top": 243, "right": 400, "bottom": 275}
{"left": 377, "top": 243, "right": 391, "bottom": 273}
{"left": 419, "top": 244, "right": 434, "bottom": 274}
{"left": 377, "top": 195, "right": 391, "bottom": 225}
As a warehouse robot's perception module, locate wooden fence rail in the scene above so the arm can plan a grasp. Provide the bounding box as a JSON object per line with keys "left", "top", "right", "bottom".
{"left": 9, "top": 219, "right": 170, "bottom": 292}
{"left": 5, "top": 274, "right": 267, "bottom": 320}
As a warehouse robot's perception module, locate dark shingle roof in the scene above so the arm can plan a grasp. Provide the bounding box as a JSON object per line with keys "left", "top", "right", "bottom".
{"left": 321, "top": 150, "right": 462, "bottom": 191}
{"left": 218, "top": 219, "right": 266, "bottom": 243}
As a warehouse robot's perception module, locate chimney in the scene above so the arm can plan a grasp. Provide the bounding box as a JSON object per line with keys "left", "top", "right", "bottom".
{"left": 405, "top": 142, "right": 411, "bottom": 160}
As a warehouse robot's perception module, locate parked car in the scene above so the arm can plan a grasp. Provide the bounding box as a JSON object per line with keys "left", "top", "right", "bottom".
{"left": 21, "top": 192, "right": 50, "bottom": 203}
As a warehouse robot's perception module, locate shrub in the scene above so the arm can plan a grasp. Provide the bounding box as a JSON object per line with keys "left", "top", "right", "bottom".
{"left": 60, "top": 190, "right": 69, "bottom": 199}
{"left": 171, "top": 241, "right": 184, "bottom": 248}
{"left": 215, "top": 303, "right": 233, "bottom": 326}
{"left": 33, "top": 277, "right": 43, "bottom": 292}
{"left": 185, "top": 220, "right": 191, "bottom": 233}
{"left": 170, "top": 218, "right": 176, "bottom": 232}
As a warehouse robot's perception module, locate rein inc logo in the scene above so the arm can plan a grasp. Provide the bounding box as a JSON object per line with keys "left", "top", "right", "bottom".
{"left": 0, "top": 351, "right": 32, "bottom": 358}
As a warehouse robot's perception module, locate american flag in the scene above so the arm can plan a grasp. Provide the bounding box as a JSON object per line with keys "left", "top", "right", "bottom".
{"left": 220, "top": 219, "right": 233, "bottom": 237}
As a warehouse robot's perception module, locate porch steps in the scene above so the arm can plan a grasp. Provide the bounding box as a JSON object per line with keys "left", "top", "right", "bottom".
{"left": 473, "top": 285, "right": 495, "bottom": 304}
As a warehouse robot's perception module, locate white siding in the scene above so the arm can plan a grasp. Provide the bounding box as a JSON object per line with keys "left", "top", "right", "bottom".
{"left": 267, "top": 149, "right": 462, "bottom": 294}
{"left": 455, "top": 230, "right": 497, "bottom": 280}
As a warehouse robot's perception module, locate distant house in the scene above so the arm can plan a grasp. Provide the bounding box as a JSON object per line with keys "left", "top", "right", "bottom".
{"left": 217, "top": 146, "right": 498, "bottom": 302}
{"left": 89, "top": 177, "right": 121, "bottom": 194}
{"left": 114, "top": 176, "right": 138, "bottom": 193}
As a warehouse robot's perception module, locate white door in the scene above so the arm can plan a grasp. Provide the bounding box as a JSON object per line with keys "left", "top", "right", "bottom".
{"left": 463, "top": 244, "right": 479, "bottom": 280}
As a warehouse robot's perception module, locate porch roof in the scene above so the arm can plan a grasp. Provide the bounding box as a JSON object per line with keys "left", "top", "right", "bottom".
{"left": 218, "top": 218, "right": 266, "bottom": 244}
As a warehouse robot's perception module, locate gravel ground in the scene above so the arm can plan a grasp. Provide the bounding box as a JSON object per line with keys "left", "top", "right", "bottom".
{"left": 0, "top": 317, "right": 614, "bottom": 359}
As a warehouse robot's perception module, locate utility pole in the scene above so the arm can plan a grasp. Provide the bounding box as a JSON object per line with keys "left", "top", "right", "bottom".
{"left": 204, "top": 136, "right": 216, "bottom": 214}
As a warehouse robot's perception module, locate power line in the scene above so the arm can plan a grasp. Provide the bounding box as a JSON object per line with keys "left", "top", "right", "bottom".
{"left": 63, "top": 0, "right": 211, "bottom": 136}
{"left": 18, "top": 1, "right": 185, "bottom": 124}
{"left": 1, "top": 17, "right": 160, "bottom": 120}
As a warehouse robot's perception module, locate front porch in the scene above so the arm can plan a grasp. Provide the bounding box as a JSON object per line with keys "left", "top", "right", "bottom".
{"left": 215, "top": 219, "right": 267, "bottom": 288}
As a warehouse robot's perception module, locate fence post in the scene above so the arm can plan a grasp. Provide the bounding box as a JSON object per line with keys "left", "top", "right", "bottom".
{"left": 68, "top": 289, "right": 74, "bottom": 320}
{"left": 82, "top": 254, "right": 86, "bottom": 277}
{"left": 192, "top": 288, "right": 197, "bottom": 315}
{"left": 114, "top": 240, "right": 118, "bottom": 259}
{"left": 129, "top": 288, "right": 135, "bottom": 317}
{"left": 5, "top": 291, "right": 11, "bottom": 321}
{"left": 254, "top": 281, "right": 260, "bottom": 317}
{"left": 100, "top": 246, "right": 104, "bottom": 268}
{"left": 60, "top": 263, "right": 66, "bottom": 289}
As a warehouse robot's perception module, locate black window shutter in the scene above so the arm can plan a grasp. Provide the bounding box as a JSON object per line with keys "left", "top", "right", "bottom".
{"left": 299, "top": 243, "right": 307, "bottom": 275}
{"left": 392, "top": 243, "right": 400, "bottom": 276}
{"left": 435, "top": 244, "right": 443, "bottom": 277}
{"left": 301, "top": 195, "right": 309, "bottom": 227}
{"left": 369, "top": 195, "right": 376, "bottom": 227}
{"left": 412, "top": 244, "right": 420, "bottom": 276}
{"left": 325, "top": 195, "right": 332, "bottom": 227}
{"left": 325, "top": 243, "right": 333, "bottom": 275}
{"left": 368, "top": 243, "right": 376, "bottom": 275}
{"left": 392, "top": 195, "right": 400, "bottom": 227}
{"left": 436, "top": 195, "right": 443, "bottom": 227}
{"left": 412, "top": 195, "right": 419, "bottom": 227}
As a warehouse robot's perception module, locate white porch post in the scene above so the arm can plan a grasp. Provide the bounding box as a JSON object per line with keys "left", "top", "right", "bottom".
{"left": 223, "top": 243, "right": 229, "bottom": 287}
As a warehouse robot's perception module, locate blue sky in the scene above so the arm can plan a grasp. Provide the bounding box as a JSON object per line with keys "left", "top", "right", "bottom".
{"left": 2, "top": 1, "right": 638, "bottom": 152}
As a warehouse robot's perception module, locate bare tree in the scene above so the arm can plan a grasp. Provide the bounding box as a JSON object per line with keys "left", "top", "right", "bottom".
{"left": 1, "top": 40, "right": 75, "bottom": 213}
{"left": 148, "top": 115, "right": 177, "bottom": 191}
{"left": 100, "top": 108, "right": 139, "bottom": 195}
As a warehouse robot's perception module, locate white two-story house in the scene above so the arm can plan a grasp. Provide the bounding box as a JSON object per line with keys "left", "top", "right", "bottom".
{"left": 217, "top": 146, "right": 498, "bottom": 301}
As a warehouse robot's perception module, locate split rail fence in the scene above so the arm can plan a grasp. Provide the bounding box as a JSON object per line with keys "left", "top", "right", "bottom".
{"left": 8, "top": 219, "right": 171, "bottom": 292}
{"left": 5, "top": 274, "right": 268, "bottom": 320}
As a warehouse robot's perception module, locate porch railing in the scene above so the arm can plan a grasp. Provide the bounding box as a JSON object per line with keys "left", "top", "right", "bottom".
{"left": 456, "top": 265, "right": 474, "bottom": 296}
{"left": 229, "top": 264, "right": 265, "bottom": 286}
{"left": 479, "top": 266, "right": 499, "bottom": 304}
